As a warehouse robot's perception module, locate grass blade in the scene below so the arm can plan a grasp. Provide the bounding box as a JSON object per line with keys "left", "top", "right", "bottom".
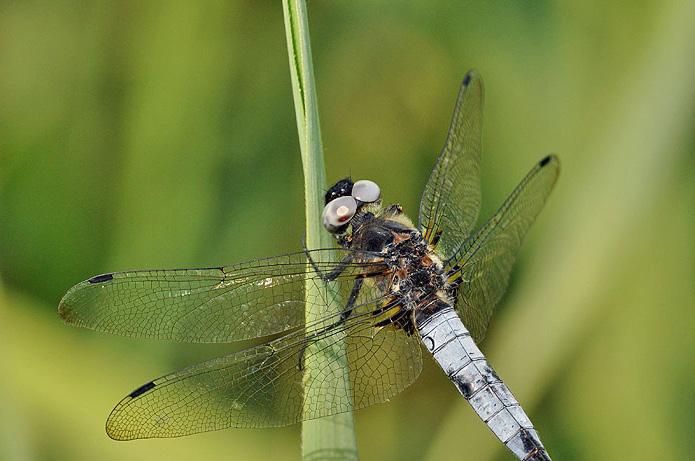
{"left": 282, "top": 1, "right": 359, "bottom": 460}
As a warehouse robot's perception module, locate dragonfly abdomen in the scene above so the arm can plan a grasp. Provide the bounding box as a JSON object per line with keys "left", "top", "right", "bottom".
{"left": 417, "top": 304, "right": 551, "bottom": 461}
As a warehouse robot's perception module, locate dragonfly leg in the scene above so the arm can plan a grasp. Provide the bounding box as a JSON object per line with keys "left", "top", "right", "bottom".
{"left": 296, "top": 316, "right": 348, "bottom": 371}
{"left": 304, "top": 248, "right": 354, "bottom": 282}
{"left": 297, "top": 276, "right": 364, "bottom": 371}
{"left": 342, "top": 276, "right": 364, "bottom": 320}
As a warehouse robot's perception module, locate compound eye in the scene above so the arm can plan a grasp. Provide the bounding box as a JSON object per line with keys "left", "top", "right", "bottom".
{"left": 323, "top": 196, "right": 358, "bottom": 232}
{"left": 351, "top": 179, "right": 380, "bottom": 203}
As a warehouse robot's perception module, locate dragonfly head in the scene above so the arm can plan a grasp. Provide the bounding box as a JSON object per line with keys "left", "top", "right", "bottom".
{"left": 322, "top": 178, "right": 381, "bottom": 237}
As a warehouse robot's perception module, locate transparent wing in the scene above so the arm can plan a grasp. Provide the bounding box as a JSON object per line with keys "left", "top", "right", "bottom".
{"left": 58, "top": 249, "right": 388, "bottom": 343}
{"left": 448, "top": 155, "right": 560, "bottom": 342}
{"left": 105, "top": 296, "right": 422, "bottom": 439}
{"left": 419, "top": 70, "right": 483, "bottom": 259}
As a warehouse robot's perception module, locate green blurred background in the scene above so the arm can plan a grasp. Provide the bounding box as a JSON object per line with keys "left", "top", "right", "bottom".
{"left": 1, "top": 1, "right": 693, "bottom": 460}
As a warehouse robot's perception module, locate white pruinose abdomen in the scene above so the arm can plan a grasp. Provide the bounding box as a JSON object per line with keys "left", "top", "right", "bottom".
{"left": 416, "top": 304, "right": 552, "bottom": 461}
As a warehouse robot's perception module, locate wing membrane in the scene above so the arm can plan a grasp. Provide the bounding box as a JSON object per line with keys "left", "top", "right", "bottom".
{"left": 58, "top": 249, "right": 387, "bottom": 343}
{"left": 449, "top": 155, "right": 560, "bottom": 342}
{"left": 105, "top": 303, "right": 422, "bottom": 439}
{"left": 419, "top": 70, "right": 483, "bottom": 259}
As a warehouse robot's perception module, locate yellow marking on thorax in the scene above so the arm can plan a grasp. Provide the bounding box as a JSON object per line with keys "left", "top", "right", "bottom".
{"left": 373, "top": 302, "right": 402, "bottom": 325}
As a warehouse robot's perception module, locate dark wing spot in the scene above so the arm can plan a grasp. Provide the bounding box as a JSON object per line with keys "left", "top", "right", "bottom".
{"left": 539, "top": 155, "right": 552, "bottom": 167}
{"left": 463, "top": 72, "right": 473, "bottom": 86}
{"left": 88, "top": 273, "right": 114, "bottom": 284}
{"left": 128, "top": 381, "right": 156, "bottom": 398}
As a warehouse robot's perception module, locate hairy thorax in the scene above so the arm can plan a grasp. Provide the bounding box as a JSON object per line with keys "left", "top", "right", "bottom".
{"left": 355, "top": 216, "right": 447, "bottom": 301}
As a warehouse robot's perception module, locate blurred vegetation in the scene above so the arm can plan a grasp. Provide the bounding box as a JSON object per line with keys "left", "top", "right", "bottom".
{"left": 1, "top": 1, "right": 693, "bottom": 461}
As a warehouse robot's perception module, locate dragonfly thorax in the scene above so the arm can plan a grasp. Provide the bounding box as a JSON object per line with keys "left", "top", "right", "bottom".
{"left": 381, "top": 229, "right": 447, "bottom": 309}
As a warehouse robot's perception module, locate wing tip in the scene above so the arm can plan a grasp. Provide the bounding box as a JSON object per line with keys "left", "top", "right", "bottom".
{"left": 58, "top": 274, "right": 113, "bottom": 324}
{"left": 106, "top": 405, "right": 132, "bottom": 441}
{"left": 463, "top": 68, "right": 480, "bottom": 86}
{"left": 106, "top": 421, "right": 139, "bottom": 441}
{"left": 105, "top": 425, "right": 130, "bottom": 441}
{"left": 462, "top": 69, "right": 483, "bottom": 94}
{"left": 57, "top": 280, "right": 90, "bottom": 325}
{"left": 459, "top": 69, "right": 484, "bottom": 113}
{"left": 539, "top": 154, "right": 559, "bottom": 168}
{"left": 57, "top": 294, "right": 77, "bottom": 324}
{"left": 106, "top": 394, "right": 148, "bottom": 441}
{"left": 539, "top": 155, "right": 561, "bottom": 180}
{"left": 463, "top": 70, "right": 474, "bottom": 86}
{"left": 57, "top": 300, "right": 68, "bottom": 321}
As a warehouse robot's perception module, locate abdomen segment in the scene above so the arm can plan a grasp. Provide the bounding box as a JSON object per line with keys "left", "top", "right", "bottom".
{"left": 416, "top": 304, "right": 551, "bottom": 461}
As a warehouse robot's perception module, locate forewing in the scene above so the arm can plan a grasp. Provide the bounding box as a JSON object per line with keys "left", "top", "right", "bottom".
{"left": 105, "top": 303, "right": 422, "bottom": 439}
{"left": 58, "top": 249, "right": 386, "bottom": 343}
{"left": 419, "top": 70, "right": 483, "bottom": 259}
{"left": 450, "top": 155, "right": 560, "bottom": 342}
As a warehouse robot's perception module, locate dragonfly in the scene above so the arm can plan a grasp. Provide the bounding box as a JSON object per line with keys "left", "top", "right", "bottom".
{"left": 59, "top": 70, "right": 559, "bottom": 461}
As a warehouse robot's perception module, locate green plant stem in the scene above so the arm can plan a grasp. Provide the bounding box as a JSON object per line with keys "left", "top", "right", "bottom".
{"left": 282, "top": 1, "right": 359, "bottom": 460}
